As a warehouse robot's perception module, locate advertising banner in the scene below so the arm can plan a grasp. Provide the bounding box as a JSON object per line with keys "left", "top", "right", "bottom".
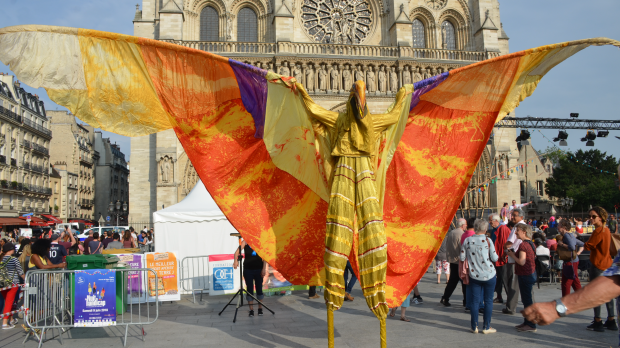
{"left": 74, "top": 270, "right": 116, "bottom": 327}
{"left": 145, "top": 252, "right": 180, "bottom": 302}
{"left": 118, "top": 254, "right": 146, "bottom": 304}
{"left": 208, "top": 254, "right": 240, "bottom": 296}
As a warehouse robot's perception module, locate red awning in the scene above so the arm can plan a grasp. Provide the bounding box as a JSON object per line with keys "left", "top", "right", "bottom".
{"left": 41, "top": 214, "right": 63, "bottom": 224}
{"left": 19, "top": 216, "right": 48, "bottom": 226}
{"left": 0, "top": 217, "right": 28, "bottom": 226}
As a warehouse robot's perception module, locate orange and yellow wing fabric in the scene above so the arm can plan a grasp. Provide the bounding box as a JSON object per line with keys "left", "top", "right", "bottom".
{"left": 0, "top": 25, "right": 617, "bottom": 308}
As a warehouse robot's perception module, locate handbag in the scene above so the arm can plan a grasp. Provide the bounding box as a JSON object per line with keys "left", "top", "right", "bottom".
{"left": 0, "top": 256, "right": 17, "bottom": 288}
{"left": 610, "top": 233, "right": 620, "bottom": 258}
{"left": 458, "top": 259, "right": 469, "bottom": 285}
{"left": 557, "top": 244, "right": 576, "bottom": 262}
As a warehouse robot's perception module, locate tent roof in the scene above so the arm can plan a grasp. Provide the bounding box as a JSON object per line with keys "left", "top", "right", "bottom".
{"left": 153, "top": 180, "right": 228, "bottom": 223}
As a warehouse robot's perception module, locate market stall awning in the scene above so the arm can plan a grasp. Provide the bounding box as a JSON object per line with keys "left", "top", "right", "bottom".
{"left": 0, "top": 217, "right": 28, "bottom": 226}
{"left": 19, "top": 216, "right": 48, "bottom": 226}
{"left": 41, "top": 214, "right": 62, "bottom": 224}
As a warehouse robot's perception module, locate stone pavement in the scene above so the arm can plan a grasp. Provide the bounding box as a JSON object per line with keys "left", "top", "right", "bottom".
{"left": 2, "top": 270, "right": 617, "bottom": 348}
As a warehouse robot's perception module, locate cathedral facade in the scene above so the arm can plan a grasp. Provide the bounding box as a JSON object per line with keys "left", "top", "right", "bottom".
{"left": 129, "top": 0, "right": 522, "bottom": 224}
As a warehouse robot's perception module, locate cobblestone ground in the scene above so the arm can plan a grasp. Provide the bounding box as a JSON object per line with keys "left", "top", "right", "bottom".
{"left": 2, "top": 270, "right": 617, "bottom": 348}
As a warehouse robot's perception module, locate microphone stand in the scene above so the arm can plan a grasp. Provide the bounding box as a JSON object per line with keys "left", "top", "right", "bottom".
{"left": 218, "top": 234, "right": 274, "bottom": 323}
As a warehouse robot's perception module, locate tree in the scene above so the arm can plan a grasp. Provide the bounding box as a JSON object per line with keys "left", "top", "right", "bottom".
{"left": 545, "top": 149, "right": 620, "bottom": 213}
{"left": 540, "top": 146, "right": 568, "bottom": 168}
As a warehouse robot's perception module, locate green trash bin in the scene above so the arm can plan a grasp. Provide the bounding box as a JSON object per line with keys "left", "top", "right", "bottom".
{"left": 67, "top": 255, "right": 127, "bottom": 315}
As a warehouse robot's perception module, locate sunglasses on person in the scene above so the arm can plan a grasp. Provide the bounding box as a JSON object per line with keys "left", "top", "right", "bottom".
{"left": 589, "top": 215, "right": 600, "bottom": 219}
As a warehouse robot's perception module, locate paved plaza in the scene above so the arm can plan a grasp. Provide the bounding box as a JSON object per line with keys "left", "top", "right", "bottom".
{"left": 3, "top": 270, "right": 617, "bottom": 348}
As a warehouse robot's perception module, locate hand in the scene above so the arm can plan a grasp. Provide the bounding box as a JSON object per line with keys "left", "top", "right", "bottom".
{"left": 233, "top": 261, "right": 238, "bottom": 270}
{"left": 521, "top": 301, "right": 560, "bottom": 326}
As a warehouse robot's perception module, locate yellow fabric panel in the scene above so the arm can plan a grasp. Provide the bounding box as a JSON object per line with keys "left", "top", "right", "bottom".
{"left": 76, "top": 29, "right": 172, "bottom": 137}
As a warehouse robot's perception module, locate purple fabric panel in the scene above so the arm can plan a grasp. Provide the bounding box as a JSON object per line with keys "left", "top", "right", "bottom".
{"left": 229, "top": 59, "right": 268, "bottom": 138}
{"left": 410, "top": 72, "right": 450, "bottom": 112}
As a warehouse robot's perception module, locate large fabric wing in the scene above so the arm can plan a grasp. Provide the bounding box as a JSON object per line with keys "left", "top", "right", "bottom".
{"left": 1, "top": 25, "right": 617, "bottom": 306}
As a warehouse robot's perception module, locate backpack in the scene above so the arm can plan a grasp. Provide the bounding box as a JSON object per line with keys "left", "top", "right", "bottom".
{"left": 0, "top": 256, "right": 17, "bottom": 288}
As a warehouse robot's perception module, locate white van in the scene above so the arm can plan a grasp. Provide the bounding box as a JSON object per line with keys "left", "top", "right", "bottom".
{"left": 77, "top": 226, "right": 128, "bottom": 242}
{"left": 57, "top": 222, "right": 85, "bottom": 234}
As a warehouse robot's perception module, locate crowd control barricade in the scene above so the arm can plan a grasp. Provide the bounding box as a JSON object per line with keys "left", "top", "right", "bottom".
{"left": 180, "top": 256, "right": 210, "bottom": 303}
{"left": 22, "top": 268, "right": 159, "bottom": 348}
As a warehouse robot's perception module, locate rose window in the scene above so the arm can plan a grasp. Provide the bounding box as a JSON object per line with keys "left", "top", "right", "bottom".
{"left": 301, "top": 0, "right": 373, "bottom": 44}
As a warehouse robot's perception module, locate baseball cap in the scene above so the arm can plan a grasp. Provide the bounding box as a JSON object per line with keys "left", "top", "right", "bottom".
{"left": 2, "top": 242, "right": 15, "bottom": 252}
{"left": 51, "top": 234, "right": 60, "bottom": 241}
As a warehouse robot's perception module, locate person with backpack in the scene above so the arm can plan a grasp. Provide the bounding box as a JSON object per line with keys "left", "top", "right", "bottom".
{"left": 506, "top": 223, "right": 538, "bottom": 332}
{"left": 0, "top": 242, "right": 24, "bottom": 329}
{"left": 88, "top": 232, "right": 103, "bottom": 255}
{"left": 460, "top": 219, "right": 499, "bottom": 334}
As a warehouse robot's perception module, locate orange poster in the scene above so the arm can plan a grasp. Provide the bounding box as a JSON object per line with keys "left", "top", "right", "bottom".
{"left": 145, "top": 251, "right": 180, "bottom": 302}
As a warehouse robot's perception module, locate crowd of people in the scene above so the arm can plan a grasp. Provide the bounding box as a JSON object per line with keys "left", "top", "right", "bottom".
{"left": 0, "top": 225, "right": 155, "bottom": 330}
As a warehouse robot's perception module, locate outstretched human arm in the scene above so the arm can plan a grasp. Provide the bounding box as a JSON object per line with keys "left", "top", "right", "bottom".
{"left": 233, "top": 240, "right": 246, "bottom": 270}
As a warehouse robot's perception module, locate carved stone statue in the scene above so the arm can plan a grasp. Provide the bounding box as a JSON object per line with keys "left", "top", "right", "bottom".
{"left": 332, "top": 23, "right": 341, "bottom": 44}
{"left": 342, "top": 66, "right": 352, "bottom": 91}
{"left": 279, "top": 62, "right": 290, "bottom": 76}
{"left": 402, "top": 66, "right": 411, "bottom": 85}
{"left": 366, "top": 67, "right": 376, "bottom": 92}
{"left": 341, "top": 20, "right": 350, "bottom": 44}
{"left": 330, "top": 66, "right": 339, "bottom": 91}
{"left": 424, "top": 68, "right": 432, "bottom": 80}
{"left": 431, "top": 68, "right": 437, "bottom": 77}
{"left": 355, "top": 67, "right": 365, "bottom": 83}
{"left": 349, "top": 20, "right": 356, "bottom": 44}
{"left": 227, "top": 16, "right": 233, "bottom": 41}
{"left": 413, "top": 67, "right": 423, "bottom": 82}
{"left": 318, "top": 65, "right": 328, "bottom": 91}
{"left": 160, "top": 157, "right": 172, "bottom": 183}
{"left": 293, "top": 64, "right": 303, "bottom": 82}
{"left": 389, "top": 67, "right": 398, "bottom": 92}
{"left": 378, "top": 66, "right": 386, "bottom": 93}
{"left": 306, "top": 65, "right": 315, "bottom": 91}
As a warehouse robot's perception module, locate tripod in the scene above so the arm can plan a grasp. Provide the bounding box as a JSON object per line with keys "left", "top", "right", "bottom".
{"left": 218, "top": 233, "right": 274, "bottom": 323}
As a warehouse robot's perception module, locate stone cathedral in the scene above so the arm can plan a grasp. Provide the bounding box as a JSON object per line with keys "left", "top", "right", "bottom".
{"left": 129, "top": 0, "right": 523, "bottom": 224}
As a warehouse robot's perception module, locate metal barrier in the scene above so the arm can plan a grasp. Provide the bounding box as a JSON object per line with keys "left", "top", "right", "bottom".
{"left": 180, "top": 256, "right": 209, "bottom": 303}
{"left": 22, "top": 268, "right": 159, "bottom": 348}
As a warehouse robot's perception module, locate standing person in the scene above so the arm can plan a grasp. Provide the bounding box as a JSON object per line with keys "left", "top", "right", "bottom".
{"left": 502, "top": 208, "right": 526, "bottom": 315}
{"left": 0, "top": 243, "right": 24, "bottom": 329}
{"left": 583, "top": 206, "right": 616, "bottom": 331}
{"left": 102, "top": 231, "right": 114, "bottom": 249}
{"left": 48, "top": 234, "right": 67, "bottom": 265}
{"left": 435, "top": 237, "right": 450, "bottom": 284}
{"left": 233, "top": 240, "right": 268, "bottom": 317}
{"left": 506, "top": 223, "right": 537, "bottom": 332}
{"left": 343, "top": 261, "right": 357, "bottom": 301}
{"left": 411, "top": 285, "right": 423, "bottom": 305}
{"left": 556, "top": 219, "right": 583, "bottom": 297}
{"left": 138, "top": 231, "right": 147, "bottom": 252}
{"left": 83, "top": 231, "right": 94, "bottom": 255}
{"left": 461, "top": 218, "right": 480, "bottom": 311}
{"left": 59, "top": 230, "right": 78, "bottom": 255}
{"left": 609, "top": 214, "right": 617, "bottom": 234}
{"left": 17, "top": 244, "right": 32, "bottom": 273}
{"left": 130, "top": 227, "right": 138, "bottom": 246}
{"left": 500, "top": 203, "right": 509, "bottom": 224}
{"left": 122, "top": 230, "right": 135, "bottom": 248}
{"left": 88, "top": 232, "right": 103, "bottom": 255}
{"left": 308, "top": 286, "right": 320, "bottom": 299}
{"left": 106, "top": 233, "right": 123, "bottom": 250}
{"left": 440, "top": 218, "right": 467, "bottom": 306}
{"left": 461, "top": 219, "right": 498, "bottom": 334}
{"left": 389, "top": 289, "right": 413, "bottom": 322}
{"left": 490, "top": 214, "right": 510, "bottom": 304}
{"left": 145, "top": 232, "right": 154, "bottom": 252}
{"left": 508, "top": 200, "right": 532, "bottom": 215}
{"left": 575, "top": 218, "right": 584, "bottom": 234}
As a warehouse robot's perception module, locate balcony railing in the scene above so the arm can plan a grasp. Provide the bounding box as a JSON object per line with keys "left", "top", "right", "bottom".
{"left": 23, "top": 162, "right": 30, "bottom": 170}
{"left": 23, "top": 118, "right": 52, "bottom": 137}
{"left": 31, "top": 164, "right": 43, "bottom": 173}
{"left": 10, "top": 158, "right": 16, "bottom": 166}
{"left": 0, "top": 105, "right": 22, "bottom": 124}
{"left": 23, "top": 140, "right": 49, "bottom": 155}
{"left": 160, "top": 40, "right": 501, "bottom": 62}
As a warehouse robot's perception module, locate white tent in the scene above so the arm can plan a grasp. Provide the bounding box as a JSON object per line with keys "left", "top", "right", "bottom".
{"left": 153, "top": 180, "right": 240, "bottom": 264}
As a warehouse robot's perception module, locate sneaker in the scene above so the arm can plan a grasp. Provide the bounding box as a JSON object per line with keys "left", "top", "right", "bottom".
{"left": 308, "top": 294, "right": 320, "bottom": 299}
{"left": 258, "top": 308, "right": 263, "bottom": 316}
{"left": 604, "top": 319, "right": 618, "bottom": 331}
{"left": 470, "top": 327, "right": 478, "bottom": 334}
{"left": 493, "top": 298, "right": 503, "bottom": 304}
{"left": 515, "top": 323, "right": 527, "bottom": 329}
{"left": 249, "top": 310, "right": 254, "bottom": 317}
{"left": 440, "top": 297, "right": 451, "bottom": 307}
{"left": 414, "top": 296, "right": 423, "bottom": 304}
{"left": 2, "top": 324, "right": 15, "bottom": 330}
{"left": 587, "top": 320, "right": 605, "bottom": 332}
{"left": 411, "top": 297, "right": 423, "bottom": 305}
{"left": 482, "top": 327, "right": 497, "bottom": 334}
{"left": 10, "top": 319, "right": 18, "bottom": 326}
{"left": 517, "top": 325, "right": 537, "bottom": 333}
{"left": 502, "top": 308, "right": 515, "bottom": 315}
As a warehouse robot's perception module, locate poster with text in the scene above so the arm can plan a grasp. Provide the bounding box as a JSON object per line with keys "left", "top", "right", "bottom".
{"left": 118, "top": 254, "right": 146, "bottom": 304}
{"left": 208, "top": 254, "right": 241, "bottom": 296}
{"left": 74, "top": 270, "right": 116, "bottom": 327}
{"left": 145, "top": 252, "right": 180, "bottom": 302}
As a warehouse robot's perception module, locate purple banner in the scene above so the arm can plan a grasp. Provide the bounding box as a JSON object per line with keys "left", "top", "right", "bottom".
{"left": 118, "top": 254, "right": 145, "bottom": 303}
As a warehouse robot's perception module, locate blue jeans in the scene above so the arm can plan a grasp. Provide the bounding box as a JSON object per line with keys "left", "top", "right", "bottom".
{"left": 465, "top": 284, "right": 484, "bottom": 311}
{"left": 518, "top": 273, "right": 537, "bottom": 328}
{"left": 344, "top": 261, "right": 357, "bottom": 293}
{"left": 468, "top": 276, "right": 496, "bottom": 331}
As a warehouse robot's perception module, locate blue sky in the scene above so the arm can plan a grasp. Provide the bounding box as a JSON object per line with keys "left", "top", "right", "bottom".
{"left": 1, "top": 0, "right": 619, "bottom": 162}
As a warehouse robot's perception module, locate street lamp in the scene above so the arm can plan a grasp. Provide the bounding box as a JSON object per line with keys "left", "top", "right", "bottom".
{"left": 109, "top": 200, "right": 128, "bottom": 226}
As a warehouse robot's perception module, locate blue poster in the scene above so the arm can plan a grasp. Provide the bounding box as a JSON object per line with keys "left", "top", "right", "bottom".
{"left": 74, "top": 270, "right": 116, "bottom": 327}
{"left": 212, "top": 267, "right": 234, "bottom": 291}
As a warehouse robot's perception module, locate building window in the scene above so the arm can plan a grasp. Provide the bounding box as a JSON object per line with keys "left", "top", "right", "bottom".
{"left": 547, "top": 164, "right": 551, "bottom": 172}
{"left": 237, "top": 7, "right": 258, "bottom": 42}
{"left": 412, "top": 19, "right": 425, "bottom": 48}
{"left": 441, "top": 21, "right": 456, "bottom": 50}
{"left": 535, "top": 165, "right": 538, "bottom": 173}
{"left": 200, "top": 6, "right": 220, "bottom": 41}
{"left": 537, "top": 181, "right": 544, "bottom": 196}
{"left": 520, "top": 181, "right": 525, "bottom": 197}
